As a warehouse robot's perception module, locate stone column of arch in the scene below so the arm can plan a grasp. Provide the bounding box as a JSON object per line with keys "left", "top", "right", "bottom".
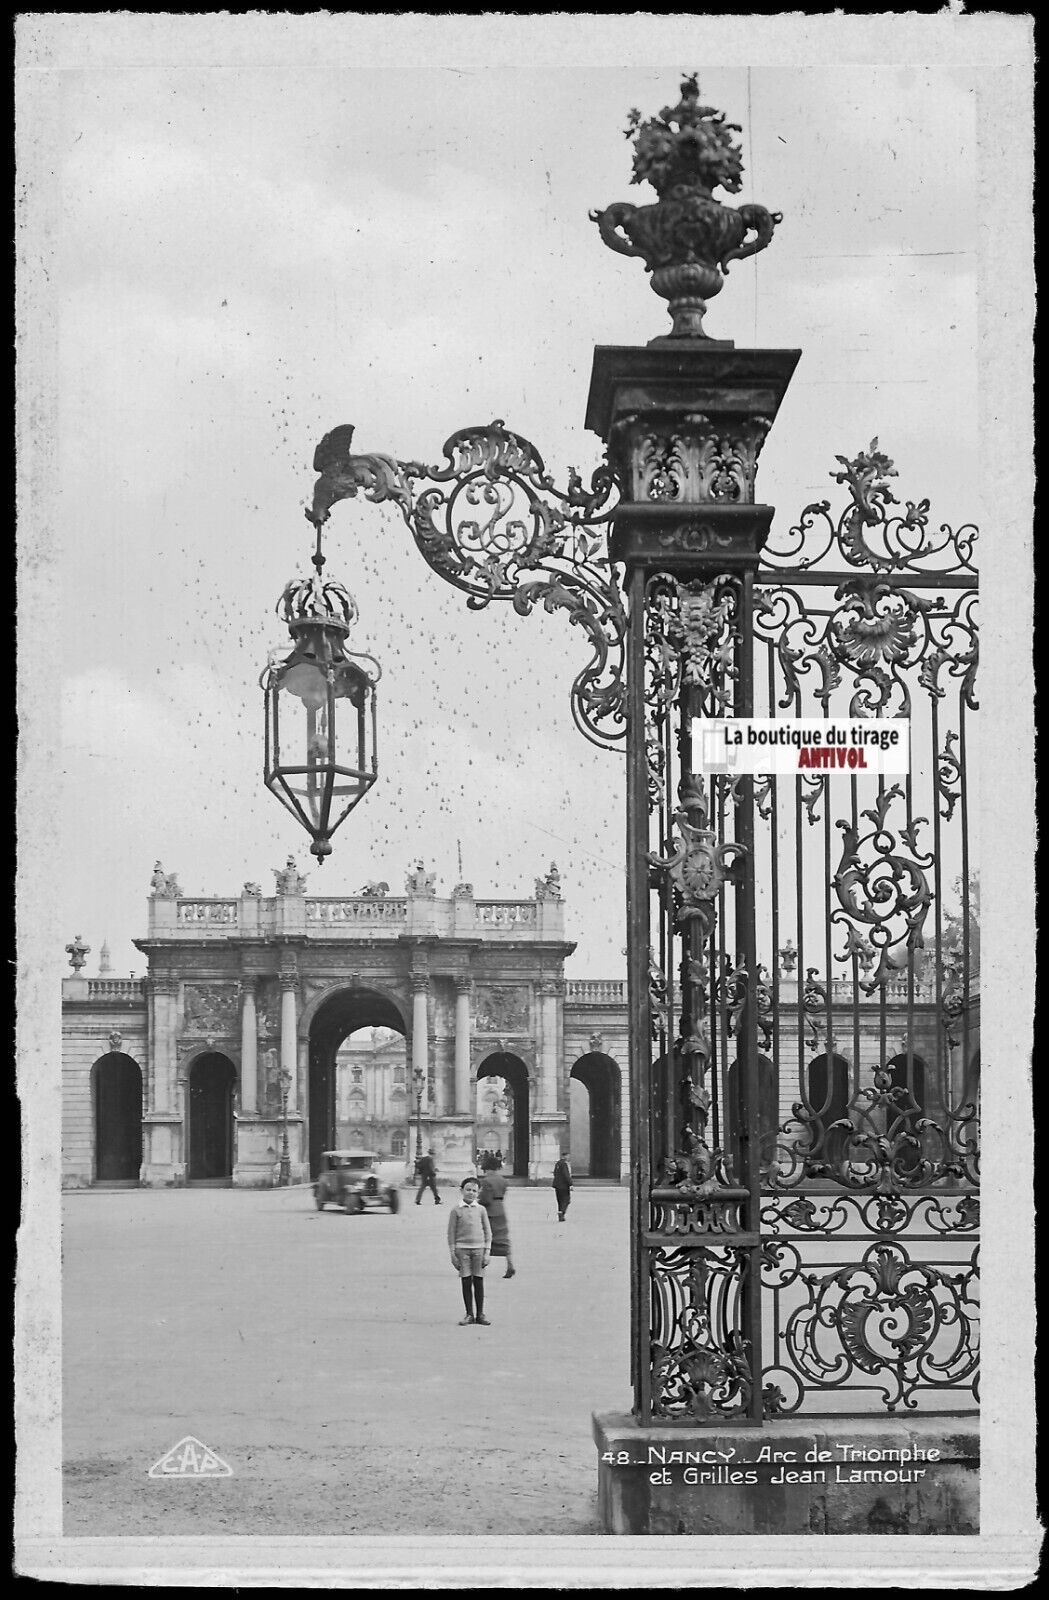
{"left": 411, "top": 974, "right": 429, "bottom": 1112}
{"left": 279, "top": 966, "right": 298, "bottom": 1113}
{"left": 538, "top": 980, "right": 560, "bottom": 1114}
{"left": 148, "top": 973, "right": 179, "bottom": 1113}
{"left": 239, "top": 977, "right": 258, "bottom": 1114}
{"left": 454, "top": 976, "right": 471, "bottom": 1115}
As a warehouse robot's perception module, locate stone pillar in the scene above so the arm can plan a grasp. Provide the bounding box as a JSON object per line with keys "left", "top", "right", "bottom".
{"left": 411, "top": 976, "right": 429, "bottom": 1100}
{"left": 148, "top": 974, "right": 179, "bottom": 1113}
{"left": 240, "top": 978, "right": 257, "bottom": 1114}
{"left": 539, "top": 980, "right": 560, "bottom": 1114}
{"left": 280, "top": 968, "right": 298, "bottom": 1114}
{"left": 454, "top": 977, "right": 472, "bottom": 1115}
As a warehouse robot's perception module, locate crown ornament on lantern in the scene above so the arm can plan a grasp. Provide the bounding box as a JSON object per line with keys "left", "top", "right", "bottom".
{"left": 590, "top": 73, "right": 782, "bottom": 341}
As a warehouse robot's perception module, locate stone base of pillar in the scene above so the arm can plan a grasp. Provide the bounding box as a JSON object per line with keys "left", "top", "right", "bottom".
{"left": 140, "top": 1116, "right": 185, "bottom": 1186}
{"left": 233, "top": 1115, "right": 289, "bottom": 1186}
{"left": 529, "top": 1114, "right": 568, "bottom": 1181}
{"left": 430, "top": 1116, "right": 476, "bottom": 1183}
{"left": 592, "top": 1414, "right": 979, "bottom": 1535}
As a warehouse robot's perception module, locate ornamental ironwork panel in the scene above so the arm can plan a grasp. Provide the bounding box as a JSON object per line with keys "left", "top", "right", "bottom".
{"left": 309, "top": 421, "right": 627, "bottom": 751}
{"left": 635, "top": 442, "right": 978, "bottom": 1423}
{"left": 744, "top": 443, "right": 979, "bottom": 1416}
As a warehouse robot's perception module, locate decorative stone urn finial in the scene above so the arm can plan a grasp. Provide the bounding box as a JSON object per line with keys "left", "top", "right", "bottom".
{"left": 590, "top": 73, "right": 782, "bottom": 340}
{"left": 65, "top": 934, "right": 90, "bottom": 973}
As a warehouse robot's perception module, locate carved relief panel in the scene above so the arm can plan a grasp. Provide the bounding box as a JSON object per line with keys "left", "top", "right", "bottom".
{"left": 182, "top": 983, "right": 239, "bottom": 1039}
{"left": 256, "top": 981, "right": 282, "bottom": 1040}
{"left": 260, "top": 1045, "right": 283, "bottom": 1116}
{"left": 473, "top": 985, "right": 531, "bottom": 1035}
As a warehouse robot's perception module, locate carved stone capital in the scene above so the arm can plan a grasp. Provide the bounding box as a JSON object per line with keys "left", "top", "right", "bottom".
{"left": 454, "top": 975, "right": 472, "bottom": 997}
{"left": 410, "top": 973, "right": 430, "bottom": 995}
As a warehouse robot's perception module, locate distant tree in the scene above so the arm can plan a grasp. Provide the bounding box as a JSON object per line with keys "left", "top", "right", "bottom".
{"left": 942, "top": 875, "right": 980, "bottom": 986}
{"left": 915, "top": 874, "right": 979, "bottom": 989}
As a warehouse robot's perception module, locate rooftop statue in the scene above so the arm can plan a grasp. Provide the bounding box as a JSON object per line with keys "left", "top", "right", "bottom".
{"left": 273, "top": 856, "right": 308, "bottom": 896}
{"left": 149, "top": 862, "right": 182, "bottom": 899}
{"left": 405, "top": 860, "right": 436, "bottom": 897}
{"left": 535, "top": 861, "right": 563, "bottom": 902}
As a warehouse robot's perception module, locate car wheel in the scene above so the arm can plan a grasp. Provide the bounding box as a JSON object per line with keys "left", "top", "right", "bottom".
{"left": 314, "top": 1188, "right": 325, "bottom": 1210}
{"left": 387, "top": 1188, "right": 400, "bottom": 1214}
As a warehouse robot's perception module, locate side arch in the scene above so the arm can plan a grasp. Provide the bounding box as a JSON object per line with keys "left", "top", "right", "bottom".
{"left": 186, "top": 1051, "right": 237, "bottom": 1182}
{"left": 805, "top": 1051, "right": 852, "bottom": 1172}
{"left": 569, "top": 1052, "right": 622, "bottom": 1178}
{"left": 92, "top": 1052, "right": 143, "bottom": 1183}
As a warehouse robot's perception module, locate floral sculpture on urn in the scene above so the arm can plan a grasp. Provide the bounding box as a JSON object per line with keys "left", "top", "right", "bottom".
{"left": 590, "top": 73, "right": 781, "bottom": 340}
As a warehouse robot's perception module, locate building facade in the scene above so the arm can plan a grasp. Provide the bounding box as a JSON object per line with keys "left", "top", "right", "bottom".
{"left": 61, "top": 862, "right": 630, "bottom": 1188}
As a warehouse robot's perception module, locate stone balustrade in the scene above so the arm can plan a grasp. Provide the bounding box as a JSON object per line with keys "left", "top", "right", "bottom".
{"left": 176, "top": 900, "right": 238, "bottom": 925}
{"left": 474, "top": 901, "right": 538, "bottom": 927}
{"left": 86, "top": 978, "right": 146, "bottom": 1000}
{"left": 306, "top": 898, "right": 408, "bottom": 923}
{"left": 144, "top": 891, "right": 564, "bottom": 941}
{"left": 565, "top": 979, "right": 627, "bottom": 1004}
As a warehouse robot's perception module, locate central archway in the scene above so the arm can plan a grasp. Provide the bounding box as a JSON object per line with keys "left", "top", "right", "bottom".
{"left": 307, "top": 986, "right": 408, "bottom": 1179}
{"left": 569, "top": 1052, "right": 622, "bottom": 1178}
{"left": 476, "top": 1053, "right": 530, "bottom": 1178}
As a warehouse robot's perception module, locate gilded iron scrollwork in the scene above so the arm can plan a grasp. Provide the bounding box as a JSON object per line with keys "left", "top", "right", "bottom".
{"left": 644, "top": 574, "right": 747, "bottom": 1209}
{"left": 760, "top": 1238, "right": 979, "bottom": 1413}
{"left": 650, "top": 1246, "right": 752, "bottom": 1420}
{"left": 308, "top": 421, "right": 626, "bottom": 750}
{"left": 761, "top": 439, "right": 978, "bottom": 576}
{"left": 832, "top": 785, "right": 934, "bottom": 993}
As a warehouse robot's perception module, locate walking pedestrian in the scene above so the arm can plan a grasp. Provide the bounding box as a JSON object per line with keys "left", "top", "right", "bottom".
{"left": 552, "top": 1151, "right": 572, "bottom": 1221}
{"left": 447, "top": 1175, "right": 492, "bottom": 1324}
{"left": 477, "top": 1163, "right": 515, "bottom": 1278}
{"left": 415, "top": 1147, "right": 442, "bottom": 1205}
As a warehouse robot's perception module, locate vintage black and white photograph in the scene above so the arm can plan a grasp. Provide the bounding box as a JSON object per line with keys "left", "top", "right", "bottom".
{"left": 15, "top": 11, "right": 1037, "bottom": 1588}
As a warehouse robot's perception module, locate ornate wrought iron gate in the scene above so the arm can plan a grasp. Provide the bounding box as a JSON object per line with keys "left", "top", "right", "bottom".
{"left": 628, "top": 436, "right": 979, "bottom": 1424}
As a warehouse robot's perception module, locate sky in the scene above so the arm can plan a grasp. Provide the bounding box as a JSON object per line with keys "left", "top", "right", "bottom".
{"left": 19, "top": 15, "right": 997, "bottom": 981}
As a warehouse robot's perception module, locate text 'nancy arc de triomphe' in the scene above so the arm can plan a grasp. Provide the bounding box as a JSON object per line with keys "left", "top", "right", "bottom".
{"left": 61, "top": 863, "right": 631, "bottom": 1188}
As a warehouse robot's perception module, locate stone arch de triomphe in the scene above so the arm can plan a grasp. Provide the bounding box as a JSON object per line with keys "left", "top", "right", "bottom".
{"left": 61, "top": 867, "right": 631, "bottom": 1188}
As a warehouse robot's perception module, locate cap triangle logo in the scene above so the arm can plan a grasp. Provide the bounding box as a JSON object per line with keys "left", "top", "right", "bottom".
{"left": 148, "top": 1436, "right": 233, "bottom": 1477}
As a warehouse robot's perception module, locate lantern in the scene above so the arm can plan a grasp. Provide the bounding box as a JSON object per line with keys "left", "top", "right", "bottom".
{"left": 262, "top": 562, "right": 380, "bottom": 861}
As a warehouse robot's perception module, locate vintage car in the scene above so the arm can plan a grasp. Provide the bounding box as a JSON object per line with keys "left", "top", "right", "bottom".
{"left": 314, "top": 1149, "right": 401, "bottom": 1214}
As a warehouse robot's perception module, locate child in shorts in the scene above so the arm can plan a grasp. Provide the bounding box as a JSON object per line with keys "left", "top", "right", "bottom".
{"left": 447, "top": 1175, "right": 493, "bottom": 1324}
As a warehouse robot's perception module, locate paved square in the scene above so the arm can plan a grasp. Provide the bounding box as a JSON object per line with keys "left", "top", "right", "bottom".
{"left": 63, "top": 1183, "right": 630, "bottom": 1534}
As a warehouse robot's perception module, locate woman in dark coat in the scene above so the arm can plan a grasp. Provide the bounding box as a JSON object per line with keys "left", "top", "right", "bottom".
{"left": 552, "top": 1153, "right": 572, "bottom": 1221}
{"left": 477, "top": 1167, "right": 515, "bottom": 1278}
